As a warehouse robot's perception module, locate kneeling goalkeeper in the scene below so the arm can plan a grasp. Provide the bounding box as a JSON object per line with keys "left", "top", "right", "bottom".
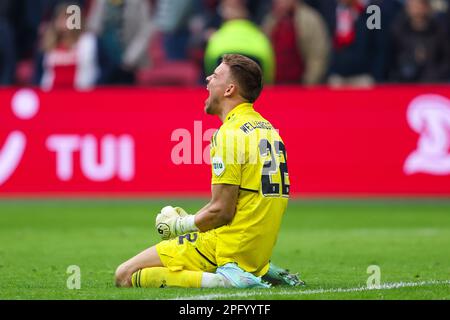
{"left": 115, "top": 54, "right": 302, "bottom": 288}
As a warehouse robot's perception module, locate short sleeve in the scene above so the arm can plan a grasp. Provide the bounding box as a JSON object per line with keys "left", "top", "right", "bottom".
{"left": 210, "top": 129, "right": 245, "bottom": 185}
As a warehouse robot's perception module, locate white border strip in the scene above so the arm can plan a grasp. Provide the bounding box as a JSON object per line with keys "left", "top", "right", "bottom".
{"left": 173, "top": 280, "right": 450, "bottom": 300}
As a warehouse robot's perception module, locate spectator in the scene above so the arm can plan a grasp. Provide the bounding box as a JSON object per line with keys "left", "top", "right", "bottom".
{"left": 204, "top": 0, "right": 275, "bottom": 83}
{"left": 325, "top": 0, "right": 375, "bottom": 87}
{"left": 368, "top": 0, "right": 403, "bottom": 82}
{"left": 39, "top": 3, "right": 98, "bottom": 90}
{"left": 0, "top": 0, "right": 16, "bottom": 85}
{"left": 244, "top": 0, "right": 274, "bottom": 24}
{"left": 262, "top": 0, "right": 330, "bottom": 84}
{"left": 389, "top": 0, "right": 450, "bottom": 82}
{"left": 87, "top": 0, "right": 154, "bottom": 85}
{"left": 303, "top": 0, "right": 339, "bottom": 36}
{"left": 200, "top": 0, "right": 272, "bottom": 32}
{"left": 154, "top": 0, "right": 197, "bottom": 61}
{"left": 431, "top": 0, "right": 450, "bottom": 80}
{"left": 13, "top": 0, "right": 87, "bottom": 86}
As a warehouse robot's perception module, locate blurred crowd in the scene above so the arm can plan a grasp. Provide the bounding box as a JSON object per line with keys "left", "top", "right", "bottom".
{"left": 0, "top": 0, "right": 449, "bottom": 90}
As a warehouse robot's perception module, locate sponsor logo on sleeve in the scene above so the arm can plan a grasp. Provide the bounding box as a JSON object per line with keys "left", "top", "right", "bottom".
{"left": 212, "top": 156, "right": 225, "bottom": 176}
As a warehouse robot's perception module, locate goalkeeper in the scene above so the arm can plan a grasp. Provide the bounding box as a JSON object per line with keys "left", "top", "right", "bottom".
{"left": 115, "top": 54, "right": 303, "bottom": 288}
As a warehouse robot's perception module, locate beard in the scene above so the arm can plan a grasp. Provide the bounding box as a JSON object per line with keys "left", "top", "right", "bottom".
{"left": 205, "top": 94, "right": 219, "bottom": 115}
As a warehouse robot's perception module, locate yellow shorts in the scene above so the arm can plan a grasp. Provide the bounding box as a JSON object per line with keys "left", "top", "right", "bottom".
{"left": 155, "top": 231, "right": 217, "bottom": 273}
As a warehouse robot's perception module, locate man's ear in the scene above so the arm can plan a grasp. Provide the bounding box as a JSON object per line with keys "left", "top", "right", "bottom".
{"left": 224, "top": 84, "right": 236, "bottom": 97}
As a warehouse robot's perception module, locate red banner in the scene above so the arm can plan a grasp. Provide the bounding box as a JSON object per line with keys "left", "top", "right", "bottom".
{"left": 0, "top": 86, "right": 449, "bottom": 197}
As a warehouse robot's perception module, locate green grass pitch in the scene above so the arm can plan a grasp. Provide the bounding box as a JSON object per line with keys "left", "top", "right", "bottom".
{"left": 0, "top": 199, "right": 449, "bottom": 300}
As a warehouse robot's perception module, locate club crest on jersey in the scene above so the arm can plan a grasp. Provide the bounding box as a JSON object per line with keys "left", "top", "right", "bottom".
{"left": 212, "top": 156, "right": 225, "bottom": 176}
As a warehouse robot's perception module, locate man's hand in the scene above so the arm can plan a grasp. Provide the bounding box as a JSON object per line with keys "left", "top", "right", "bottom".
{"left": 173, "top": 207, "right": 189, "bottom": 217}
{"left": 155, "top": 206, "right": 198, "bottom": 240}
{"left": 155, "top": 206, "right": 179, "bottom": 240}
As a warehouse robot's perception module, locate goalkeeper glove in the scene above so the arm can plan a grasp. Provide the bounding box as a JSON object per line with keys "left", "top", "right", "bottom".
{"left": 155, "top": 206, "right": 198, "bottom": 240}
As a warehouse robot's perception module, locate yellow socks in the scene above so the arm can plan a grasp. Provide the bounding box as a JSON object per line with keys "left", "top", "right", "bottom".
{"left": 132, "top": 267, "right": 203, "bottom": 288}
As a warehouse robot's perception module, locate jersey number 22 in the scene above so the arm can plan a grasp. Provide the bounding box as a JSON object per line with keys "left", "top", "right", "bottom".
{"left": 259, "top": 139, "right": 289, "bottom": 197}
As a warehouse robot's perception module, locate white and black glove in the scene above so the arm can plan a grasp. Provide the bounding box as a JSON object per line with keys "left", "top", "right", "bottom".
{"left": 155, "top": 206, "right": 198, "bottom": 240}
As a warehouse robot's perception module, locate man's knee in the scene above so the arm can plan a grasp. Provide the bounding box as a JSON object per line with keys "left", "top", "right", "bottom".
{"left": 115, "top": 263, "right": 134, "bottom": 287}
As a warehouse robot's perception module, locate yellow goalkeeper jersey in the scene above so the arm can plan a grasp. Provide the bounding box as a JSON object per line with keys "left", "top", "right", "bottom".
{"left": 209, "top": 102, "right": 290, "bottom": 276}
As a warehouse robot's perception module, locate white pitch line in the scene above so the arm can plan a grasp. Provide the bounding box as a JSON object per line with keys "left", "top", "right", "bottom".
{"left": 172, "top": 280, "right": 450, "bottom": 300}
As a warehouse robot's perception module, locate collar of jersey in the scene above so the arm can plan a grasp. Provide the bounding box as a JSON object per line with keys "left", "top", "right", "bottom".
{"left": 224, "top": 102, "right": 254, "bottom": 124}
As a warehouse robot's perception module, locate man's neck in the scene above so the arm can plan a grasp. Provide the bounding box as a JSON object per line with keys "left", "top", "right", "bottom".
{"left": 218, "top": 99, "right": 248, "bottom": 123}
